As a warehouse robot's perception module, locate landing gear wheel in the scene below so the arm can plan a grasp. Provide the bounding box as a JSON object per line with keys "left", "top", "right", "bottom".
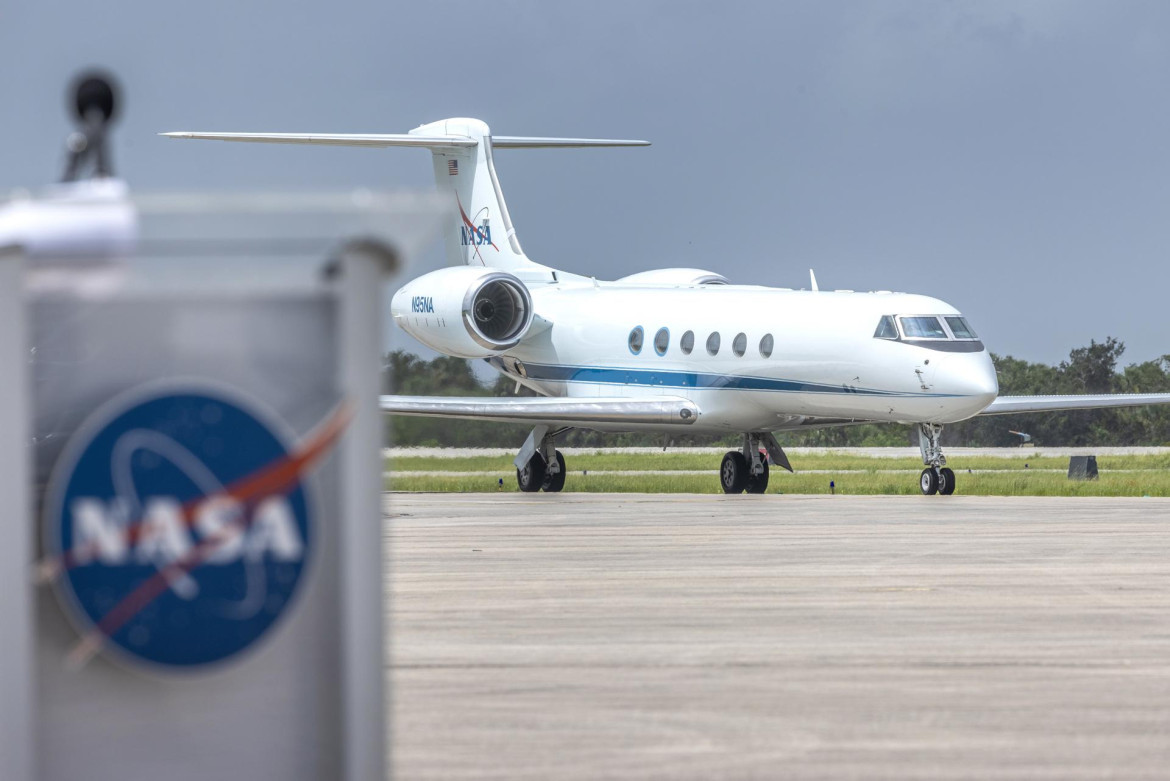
{"left": 746, "top": 460, "right": 770, "bottom": 494}
{"left": 720, "top": 451, "right": 750, "bottom": 494}
{"left": 542, "top": 450, "right": 567, "bottom": 493}
{"left": 919, "top": 468, "right": 939, "bottom": 496}
{"left": 517, "top": 453, "right": 546, "bottom": 492}
{"left": 938, "top": 467, "right": 956, "bottom": 496}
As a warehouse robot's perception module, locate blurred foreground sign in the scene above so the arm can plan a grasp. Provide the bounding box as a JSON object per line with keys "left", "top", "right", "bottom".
{"left": 0, "top": 190, "right": 447, "bottom": 781}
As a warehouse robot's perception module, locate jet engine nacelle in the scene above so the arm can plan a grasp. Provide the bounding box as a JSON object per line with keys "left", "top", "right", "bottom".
{"left": 390, "top": 266, "right": 534, "bottom": 358}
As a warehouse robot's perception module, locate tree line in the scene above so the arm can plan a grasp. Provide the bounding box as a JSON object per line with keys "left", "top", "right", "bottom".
{"left": 383, "top": 337, "right": 1170, "bottom": 448}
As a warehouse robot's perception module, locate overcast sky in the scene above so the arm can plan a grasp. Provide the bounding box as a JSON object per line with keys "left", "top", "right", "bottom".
{"left": 4, "top": 1, "right": 1170, "bottom": 365}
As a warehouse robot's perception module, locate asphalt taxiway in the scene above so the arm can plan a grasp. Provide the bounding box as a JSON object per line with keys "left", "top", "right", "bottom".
{"left": 386, "top": 494, "right": 1170, "bottom": 779}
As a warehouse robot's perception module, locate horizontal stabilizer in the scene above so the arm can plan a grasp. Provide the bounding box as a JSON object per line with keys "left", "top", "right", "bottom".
{"left": 160, "top": 133, "right": 649, "bottom": 149}
{"left": 980, "top": 393, "right": 1170, "bottom": 415}
{"left": 491, "top": 137, "right": 649, "bottom": 148}
{"left": 380, "top": 395, "right": 698, "bottom": 426}
{"left": 161, "top": 117, "right": 649, "bottom": 273}
{"left": 160, "top": 132, "right": 477, "bottom": 148}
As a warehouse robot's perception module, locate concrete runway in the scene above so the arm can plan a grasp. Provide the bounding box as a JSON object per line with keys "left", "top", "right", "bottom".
{"left": 386, "top": 494, "right": 1170, "bottom": 779}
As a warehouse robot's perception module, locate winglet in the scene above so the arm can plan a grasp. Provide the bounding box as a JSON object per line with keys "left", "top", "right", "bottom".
{"left": 809, "top": 269, "right": 819, "bottom": 292}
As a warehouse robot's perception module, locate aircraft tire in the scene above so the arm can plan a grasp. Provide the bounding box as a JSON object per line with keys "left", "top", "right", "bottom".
{"left": 919, "top": 468, "right": 939, "bottom": 496}
{"left": 543, "top": 451, "right": 567, "bottom": 492}
{"left": 517, "top": 453, "right": 546, "bottom": 492}
{"left": 720, "top": 451, "right": 750, "bottom": 494}
{"left": 745, "top": 460, "right": 770, "bottom": 494}
{"left": 938, "top": 467, "right": 956, "bottom": 495}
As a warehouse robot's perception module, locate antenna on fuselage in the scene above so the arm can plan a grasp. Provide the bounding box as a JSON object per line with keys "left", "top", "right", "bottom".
{"left": 809, "top": 269, "right": 819, "bottom": 291}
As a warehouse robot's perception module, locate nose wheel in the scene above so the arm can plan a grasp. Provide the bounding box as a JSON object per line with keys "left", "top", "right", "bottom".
{"left": 919, "top": 467, "right": 956, "bottom": 496}
{"left": 918, "top": 424, "right": 957, "bottom": 495}
{"left": 919, "top": 468, "right": 938, "bottom": 495}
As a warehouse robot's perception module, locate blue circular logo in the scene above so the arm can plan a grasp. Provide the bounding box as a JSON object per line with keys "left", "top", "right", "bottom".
{"left": 44, "top": 385, "right": 314, "bottom": 671}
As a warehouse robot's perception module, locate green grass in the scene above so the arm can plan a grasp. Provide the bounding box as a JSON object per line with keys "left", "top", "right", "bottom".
{"left": 386, "top": 455, "right": 1170, "bottom": 496}
{"left": 386, "top": 471, "right": 1170, "bottom": 496}
{"left": 387, "top": 451, "right": 1170, "bottom": 475}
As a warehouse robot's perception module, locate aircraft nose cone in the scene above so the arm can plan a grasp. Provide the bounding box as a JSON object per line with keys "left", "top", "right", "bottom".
{"left": 952, "top": 353, "right": 999, "bottom": 405}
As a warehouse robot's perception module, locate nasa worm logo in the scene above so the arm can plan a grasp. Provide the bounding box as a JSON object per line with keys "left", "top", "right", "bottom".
{"left": 42, "top": 385, "right": 347, "bottom": 672}
{"left": 456, "top": 192, "right": 498, "bottom": 263}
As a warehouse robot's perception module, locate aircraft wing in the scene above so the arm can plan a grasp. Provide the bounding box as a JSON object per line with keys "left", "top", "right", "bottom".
{"left": 979, "top": 393, "right": 1170, "bottom": 415}
{"left": 379, "top": 395, "right": 700, "bottom": 426}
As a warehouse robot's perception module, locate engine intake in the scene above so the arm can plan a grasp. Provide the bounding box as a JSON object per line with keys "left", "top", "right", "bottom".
{"left": 465, "top": 274, "right": 530, "bottom": 348}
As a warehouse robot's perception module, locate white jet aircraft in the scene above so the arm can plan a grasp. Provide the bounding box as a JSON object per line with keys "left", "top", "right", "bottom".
{"left": 164, "top": 118, "right": 1170, "bottom": 495}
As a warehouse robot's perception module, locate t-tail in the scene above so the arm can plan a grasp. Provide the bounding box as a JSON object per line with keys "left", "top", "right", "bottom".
{"left": 161, "top": 118, "right": 648, "bottom": 274}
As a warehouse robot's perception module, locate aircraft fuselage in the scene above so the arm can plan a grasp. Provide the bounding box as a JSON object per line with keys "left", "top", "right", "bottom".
{"left": 487, "top": 282, "right": 999, "bottom": 433}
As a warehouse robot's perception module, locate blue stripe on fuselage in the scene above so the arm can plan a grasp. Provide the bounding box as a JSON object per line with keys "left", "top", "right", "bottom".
{"left": 518, "top": 362, "right": 958, "bottom": 398}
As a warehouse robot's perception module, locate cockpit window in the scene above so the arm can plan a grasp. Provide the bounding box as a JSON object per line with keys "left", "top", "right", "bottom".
{"left": 945, "top": 316, "right": 978, "bottom": 339}
{"left": 874, "top": 316, "right": 898, "bottom": 339}
{"left": 873, "top": 313, "right": 984, "bottom": 351}
{"left": 899, "top": 316, "right": 947, "bottom": 339}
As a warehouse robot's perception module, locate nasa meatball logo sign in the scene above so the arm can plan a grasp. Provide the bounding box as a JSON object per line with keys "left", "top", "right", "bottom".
{"left": 43, "top": 383, "right": 343, "bottom": 672}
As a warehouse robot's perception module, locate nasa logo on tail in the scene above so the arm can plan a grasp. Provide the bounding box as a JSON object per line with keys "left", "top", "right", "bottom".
{"left": 461, "top": 223, "right": 492, "bottom": 247}
{"left": 456, "top": 193, "right": 498, "bottom": 262}
{"left": 42, "top": 382, "right": 346, "bottom": 672}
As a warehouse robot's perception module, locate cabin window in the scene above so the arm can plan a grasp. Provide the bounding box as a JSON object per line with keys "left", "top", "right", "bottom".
{"left": 654, "top": 327, "right": 670, "bottom": 356}
{"left": 680, "top": 330, "right": 695, "bottom": 354}
{"left": 899, "top": 316, "right": 947, "bottom": 339}
{"left": 732, "top": 332, "right": 747, "bottom": 357}
{"left": 628, "top": 326, "right": 644, "bottom": 354}
{"left": 759, "top": 333, "right": 774, "bottom": 358}
{"left": 945, "top": 316, "right": 978, "bottom": 339}
{"left": 706, "top": 332, "right": 721, "bottom": 356}
{"left": 873, "top": 315, "right": 898, "bottom": 340}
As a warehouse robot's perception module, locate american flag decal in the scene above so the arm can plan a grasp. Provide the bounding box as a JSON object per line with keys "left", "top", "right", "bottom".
{"left": 448, "top": 159, "right": 458, "bottom": 176}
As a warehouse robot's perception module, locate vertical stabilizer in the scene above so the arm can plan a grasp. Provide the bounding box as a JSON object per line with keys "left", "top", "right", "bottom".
{"left": 413, "top": 118, "right": 536, "bottom": 271}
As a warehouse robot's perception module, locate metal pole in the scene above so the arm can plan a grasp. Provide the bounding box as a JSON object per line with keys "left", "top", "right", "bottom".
{"left": 336, "top": 240, "right": 397, "bottom": 781}
{"left": 0, "top": 248, "right": 33, "bottom": 781}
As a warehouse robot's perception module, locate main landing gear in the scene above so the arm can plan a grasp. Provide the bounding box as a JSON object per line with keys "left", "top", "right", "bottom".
{"left": 513, "top": 426, "right": 797, "bottom": 495}
{"left": 720, "top": 433, "right": 792, "bottom": 494}
{"left": 918, "top": 423, "right": 956, "bottom": 496}
{"left": 515, "top": 425, "right": 567, "bottom": 493}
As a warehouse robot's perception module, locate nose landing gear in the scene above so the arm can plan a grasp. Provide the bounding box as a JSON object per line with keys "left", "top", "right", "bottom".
{"left": 918, "top": 466, "right": 956, "bottom": 495}
{"left": 918, "top": 423, "right": 956, "bottom": 495}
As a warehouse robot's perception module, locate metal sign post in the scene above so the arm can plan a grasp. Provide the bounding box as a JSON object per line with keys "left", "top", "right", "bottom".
{"left": 0, "top": 247, "right": 33, "bottom": 781}
{"left": 336, "top": 241, "right": 399, "bottom": 780}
